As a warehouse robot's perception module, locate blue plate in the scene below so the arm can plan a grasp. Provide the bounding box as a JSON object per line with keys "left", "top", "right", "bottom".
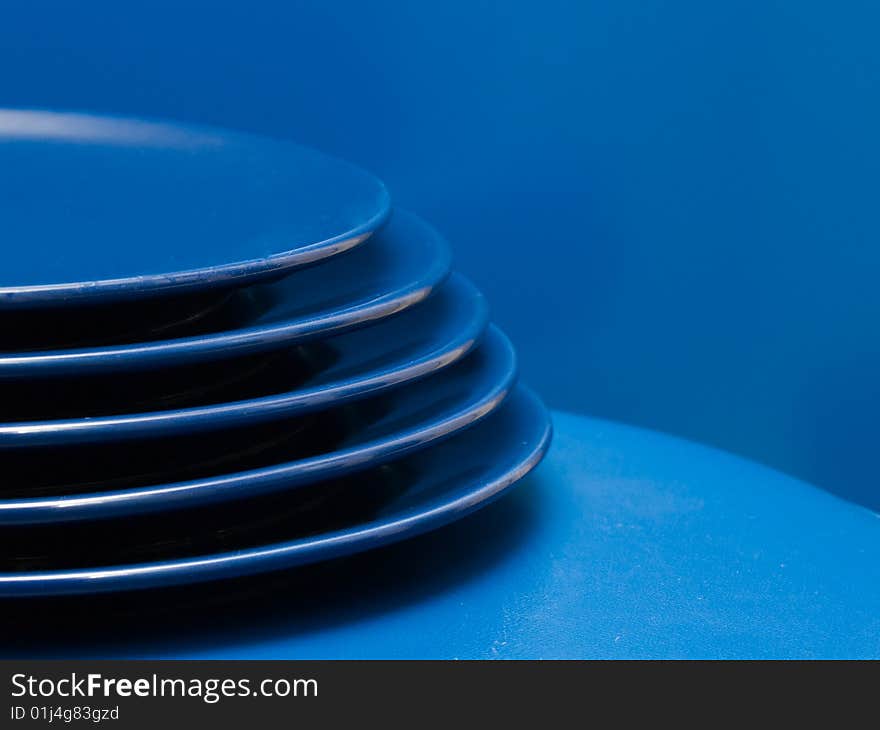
{"left": 0, "top": 387, "right": 550, "bottom": 596}
{"left": 0, "top": 275, "right": 488, "bottom": 447}
{"left": 0, "top": 210, "right": 450, "bottom": 378}
{"left": 0, "top": 326, "right": 516, "bottom": 525}
{"left": 0, "top": 110, "right": 390, "bottom": 308}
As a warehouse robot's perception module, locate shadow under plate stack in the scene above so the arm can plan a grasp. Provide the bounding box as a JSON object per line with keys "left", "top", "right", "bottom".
{"left": 0, "top": 109, "right": 551, "bottom": 597}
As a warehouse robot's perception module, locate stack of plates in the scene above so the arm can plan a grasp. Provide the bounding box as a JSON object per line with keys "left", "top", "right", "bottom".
{"left": 0, "top": 110, "right": 551, "bottom": 597}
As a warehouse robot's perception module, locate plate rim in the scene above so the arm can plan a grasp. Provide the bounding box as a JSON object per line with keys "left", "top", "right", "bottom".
{"left": 0, "top": 274, "right": 489, "bottom": 446}
{"left": 0, "top": 325, "right": 518, "bottom": 526}
{"left": 0, "top": 387, "right": 551, "bottom": 596}
{"left": 0, "top": 210, "right": 451, "bottom": 377}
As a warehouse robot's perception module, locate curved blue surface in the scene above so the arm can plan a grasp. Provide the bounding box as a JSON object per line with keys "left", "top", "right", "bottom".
{"left": 0, "top": 275, "right": 488, "bottom": 447}
{"left": 0, "top": 326, "right": 516, "bottom": 526}
{"left": 4, "top": 408, "right": 879, "bottom": 657}
{"left": 0, "top": 385, "right": 546, "bottom": 596}
{"left": 0, "top": 210, "right": 451, "bottom": 378}
{"left": 0, "top": 109, "right": 390, "bottom": 307}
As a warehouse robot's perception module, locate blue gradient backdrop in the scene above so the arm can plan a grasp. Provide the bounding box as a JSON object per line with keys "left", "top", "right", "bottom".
{"left": 2, "top": 1, "right": 879, "bottom": 508}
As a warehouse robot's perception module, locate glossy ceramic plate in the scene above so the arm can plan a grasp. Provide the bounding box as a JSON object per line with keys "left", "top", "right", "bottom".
{"left": 1, "top": 288, "right": 246, "bottom": 352}
{"left": 0, "top": 110, "right": 390, "bottom": 308}
{"left": 0, "top": 326, "right": 516, "bottom": 525}
{"left": 0, "top": 275, "right": 488, "bottom": 447}
{"left": 0, "top": 210, "right": 451, "bottom": 378}
{"left": 0, "top": 387, "right": 550, "bottom": 596}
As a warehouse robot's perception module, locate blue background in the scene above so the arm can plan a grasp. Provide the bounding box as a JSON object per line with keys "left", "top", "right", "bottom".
{"left": 3, "top": 0, "right": 879, "bottom": 510}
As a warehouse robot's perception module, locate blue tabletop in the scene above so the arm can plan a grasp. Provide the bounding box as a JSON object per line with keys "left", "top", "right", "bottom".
{"left": 5, "top": 409, "right": 879, "bottom": 659}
